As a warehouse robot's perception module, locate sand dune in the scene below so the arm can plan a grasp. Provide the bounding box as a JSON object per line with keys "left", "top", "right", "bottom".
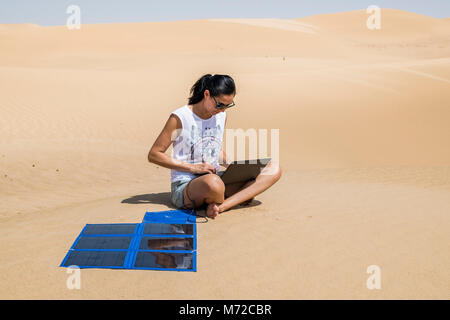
{"left": 300, "top": 9, "right": 450, "bottom": 37}
{"left": 207, "top": 18, "right": 320, "bottom": 34}
{"left": 0, "top": 8, "right": 449, "bottom": 299}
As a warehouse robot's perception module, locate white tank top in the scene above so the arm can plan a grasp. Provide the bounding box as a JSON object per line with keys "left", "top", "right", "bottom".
{"left": 170, "top": 105, "right": 226, "bottom": 183}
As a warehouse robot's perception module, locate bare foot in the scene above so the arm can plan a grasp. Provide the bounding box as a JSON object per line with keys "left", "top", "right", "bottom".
{"left": 206, "top": 203, "right": 219, "bottom": 219}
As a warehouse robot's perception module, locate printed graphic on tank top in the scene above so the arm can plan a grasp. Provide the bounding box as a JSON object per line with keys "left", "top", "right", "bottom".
{"left": 170, "top": 105, "right": 226, "bottom": 183}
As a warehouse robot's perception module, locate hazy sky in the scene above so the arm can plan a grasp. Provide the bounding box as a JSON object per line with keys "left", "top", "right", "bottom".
{"left": 1, "top": 0, "right": 449, "bottom": 26}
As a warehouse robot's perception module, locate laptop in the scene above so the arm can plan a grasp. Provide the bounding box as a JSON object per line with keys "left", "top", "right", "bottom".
{"left": 218, "top": 158, "right": 271, "bottom": 184}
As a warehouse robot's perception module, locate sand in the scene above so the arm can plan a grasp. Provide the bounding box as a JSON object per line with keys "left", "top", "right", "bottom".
{"left": 0, "top": 8, "right": 449, "bottom": 299}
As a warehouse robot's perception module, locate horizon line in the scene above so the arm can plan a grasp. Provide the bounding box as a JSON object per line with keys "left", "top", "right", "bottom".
{"left": 1, "top": 8, "right": 448, "bottom": 27}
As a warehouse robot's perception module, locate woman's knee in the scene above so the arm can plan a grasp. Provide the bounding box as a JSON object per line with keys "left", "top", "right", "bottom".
{"left": 204, "top": 174, "right": 225, "bottom": 192}
{"left": 203, "top": 174, "right": 225, "bottom": 200}
{"left": 261, "top": 161, "right": 282, "bottom": 182}
{"left": 273, "top": 163, "right": 282, "bottom": 182}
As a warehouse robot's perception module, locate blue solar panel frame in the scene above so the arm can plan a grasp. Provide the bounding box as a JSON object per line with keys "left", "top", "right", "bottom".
{"left": 130, "top": 222, "right": 197, "bottom": 271}
{"left": 60, "top": 210, "right": 197, "bottom": 271}
{"left": 142, "top": 209, "right": 197, "bottom": 224}
{"left": 60, "top": 223, "right": 140, "bottom": 269}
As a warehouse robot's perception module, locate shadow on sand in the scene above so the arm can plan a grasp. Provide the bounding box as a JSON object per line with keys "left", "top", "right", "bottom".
{"left": 121, "top": 192, "right": 176, "bottom": 208}
{"left": 121, "top": 192, "right": 263, "bottom": 215}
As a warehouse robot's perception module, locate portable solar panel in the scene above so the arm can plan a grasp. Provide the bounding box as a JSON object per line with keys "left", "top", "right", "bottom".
{"left": 60, "top": 210, "right": 197, "bottom": 271}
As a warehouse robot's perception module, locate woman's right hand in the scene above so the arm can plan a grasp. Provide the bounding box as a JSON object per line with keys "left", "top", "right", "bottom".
{"left": 189, "top": 162, "right": 217, "bottom": 175}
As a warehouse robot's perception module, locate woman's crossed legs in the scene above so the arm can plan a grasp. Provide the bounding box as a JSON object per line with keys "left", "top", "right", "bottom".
{"left": 183, "top": 160, "right": 282, "bottom": 218}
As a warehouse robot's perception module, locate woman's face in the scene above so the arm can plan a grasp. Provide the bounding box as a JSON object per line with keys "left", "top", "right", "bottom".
{"left": 204, "top": 90, "right": 235, "bottom": 116}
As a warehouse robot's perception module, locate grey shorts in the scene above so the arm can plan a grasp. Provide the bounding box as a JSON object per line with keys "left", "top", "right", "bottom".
{"left": 170, "top": 179, "right": 192, "bottom": 209}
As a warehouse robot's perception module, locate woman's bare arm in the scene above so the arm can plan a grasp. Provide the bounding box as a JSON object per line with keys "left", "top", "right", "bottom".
{"left": 219, "top": 149, "right": 230, "bottom": 168}
{"left": 219, "top": 116, "right": 230, "bottom": 168}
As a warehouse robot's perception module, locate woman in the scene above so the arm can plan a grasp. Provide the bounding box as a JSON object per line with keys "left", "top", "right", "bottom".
{"left": 148, "top": 74, "right": 281, "bottom": 219}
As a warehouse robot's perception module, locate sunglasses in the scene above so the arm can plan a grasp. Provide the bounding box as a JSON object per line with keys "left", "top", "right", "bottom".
{"left": 212, "top": 96, "right": 235, "bottom": 110}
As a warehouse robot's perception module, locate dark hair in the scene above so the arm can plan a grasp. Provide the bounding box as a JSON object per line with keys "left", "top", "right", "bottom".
{"left": 188, "top": 74, "right": 236, "bottom": 105}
